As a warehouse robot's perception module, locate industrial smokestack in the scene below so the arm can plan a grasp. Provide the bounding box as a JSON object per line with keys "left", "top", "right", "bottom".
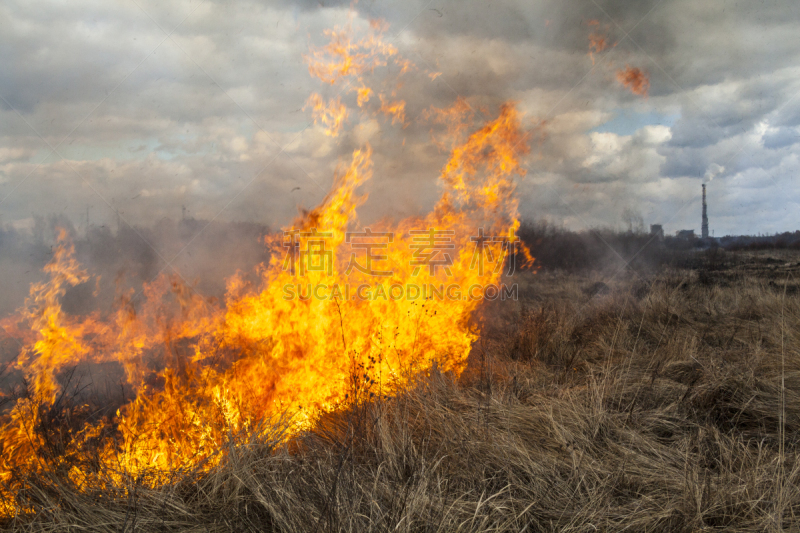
{"left": 701, "top": 184, "right": 709, "bottom": 239}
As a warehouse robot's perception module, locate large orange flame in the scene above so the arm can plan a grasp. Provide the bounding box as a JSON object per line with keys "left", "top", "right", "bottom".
{"left": 0, "top": 16, "right": 535, "bottom": 513}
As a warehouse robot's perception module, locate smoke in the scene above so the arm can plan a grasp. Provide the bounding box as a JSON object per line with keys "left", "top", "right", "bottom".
{"left": 0, "top": 218, "right": 271, "bottom": 319}
{"left": 704, "top": 163, "right": 725, "bottom": 182}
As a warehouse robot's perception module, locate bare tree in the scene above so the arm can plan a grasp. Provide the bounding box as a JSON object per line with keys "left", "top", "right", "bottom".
{"left": 621, "top": 207, "right": 645, "bottom": 234}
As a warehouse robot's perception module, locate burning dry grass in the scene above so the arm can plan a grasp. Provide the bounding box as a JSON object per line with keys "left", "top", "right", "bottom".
{"left": 3, "top": 266, "right": 800, "bottom": 532}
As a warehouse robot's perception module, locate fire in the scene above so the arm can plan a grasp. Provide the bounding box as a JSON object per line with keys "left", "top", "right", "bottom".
{"left": 584, "top": 21, "right": 650, "bottom": 98}
{"left": 616, "top": 65, "right": 650, "bottom": 97}
{"left": 305, "top": 93, "right": 349, "bottom": 136}
{"left": 356, "top": 84, "right": 373, "bottom": 107}
{"left": 0, "top": 16, "right": 535, "bottom": 514}
{"left": 378, "top": 94, "right": 406, "bottom": 125}
{"left": 303, "top": 15, "right": 436, "bottom": 128}
{"left": 587, "top": 19, "right": 612, "bottom": 65}
{"left": 304, "top": 23, "right": 398, "bottom": 85}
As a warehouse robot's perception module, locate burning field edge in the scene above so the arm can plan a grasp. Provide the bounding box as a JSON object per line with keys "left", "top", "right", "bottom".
{"left": 1, "top": 13, "right": 798, "bottom": 532}
{"left": 2, "top": 257, "right": 800, "bottom": 532}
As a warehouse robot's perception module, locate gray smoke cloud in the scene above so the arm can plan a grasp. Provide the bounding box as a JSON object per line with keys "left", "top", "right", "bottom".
{"left": 1, "top": 0, "right": 799, "bottom": 289}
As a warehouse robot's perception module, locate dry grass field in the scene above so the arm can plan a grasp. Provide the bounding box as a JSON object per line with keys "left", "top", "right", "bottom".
{"left": 3, "top": 248, "right": 800, "bottom": 532}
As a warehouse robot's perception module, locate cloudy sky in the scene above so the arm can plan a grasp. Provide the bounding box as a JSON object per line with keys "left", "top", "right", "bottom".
{"left": 1, "top": 0, "right": 799, "bottom": 240}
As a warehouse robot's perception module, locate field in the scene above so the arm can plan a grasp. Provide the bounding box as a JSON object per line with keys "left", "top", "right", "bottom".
{"left": 2, "top": 248, "right": 799, "bottom": 532}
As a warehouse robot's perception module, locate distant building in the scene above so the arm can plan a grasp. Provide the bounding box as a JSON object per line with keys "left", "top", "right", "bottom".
{"left": 650, "top": 224, "right": 664, "bottom": 241}
{"left": 676, "top": 229, "right": 696, "bottom": 240}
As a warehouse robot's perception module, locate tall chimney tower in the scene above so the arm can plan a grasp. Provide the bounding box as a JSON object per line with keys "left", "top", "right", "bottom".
{"left": 701, "top": 184, "right": 709, "bottom": 239}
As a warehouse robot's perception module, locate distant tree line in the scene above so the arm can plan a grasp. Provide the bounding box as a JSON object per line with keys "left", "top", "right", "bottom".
{"left": 717, "top": 231, "right": 800, "bottom": 251}
{"left": 515, "top": 221, "right": 800, "bottom": 273}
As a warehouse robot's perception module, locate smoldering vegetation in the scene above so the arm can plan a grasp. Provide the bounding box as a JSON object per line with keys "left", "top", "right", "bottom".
{"left": 2, "top": 244, "right": 800, "bottom": 532}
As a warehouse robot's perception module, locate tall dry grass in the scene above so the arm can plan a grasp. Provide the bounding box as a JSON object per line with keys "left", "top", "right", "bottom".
{"left": 2, "top": 265, "right": 800, "bottom": 532}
